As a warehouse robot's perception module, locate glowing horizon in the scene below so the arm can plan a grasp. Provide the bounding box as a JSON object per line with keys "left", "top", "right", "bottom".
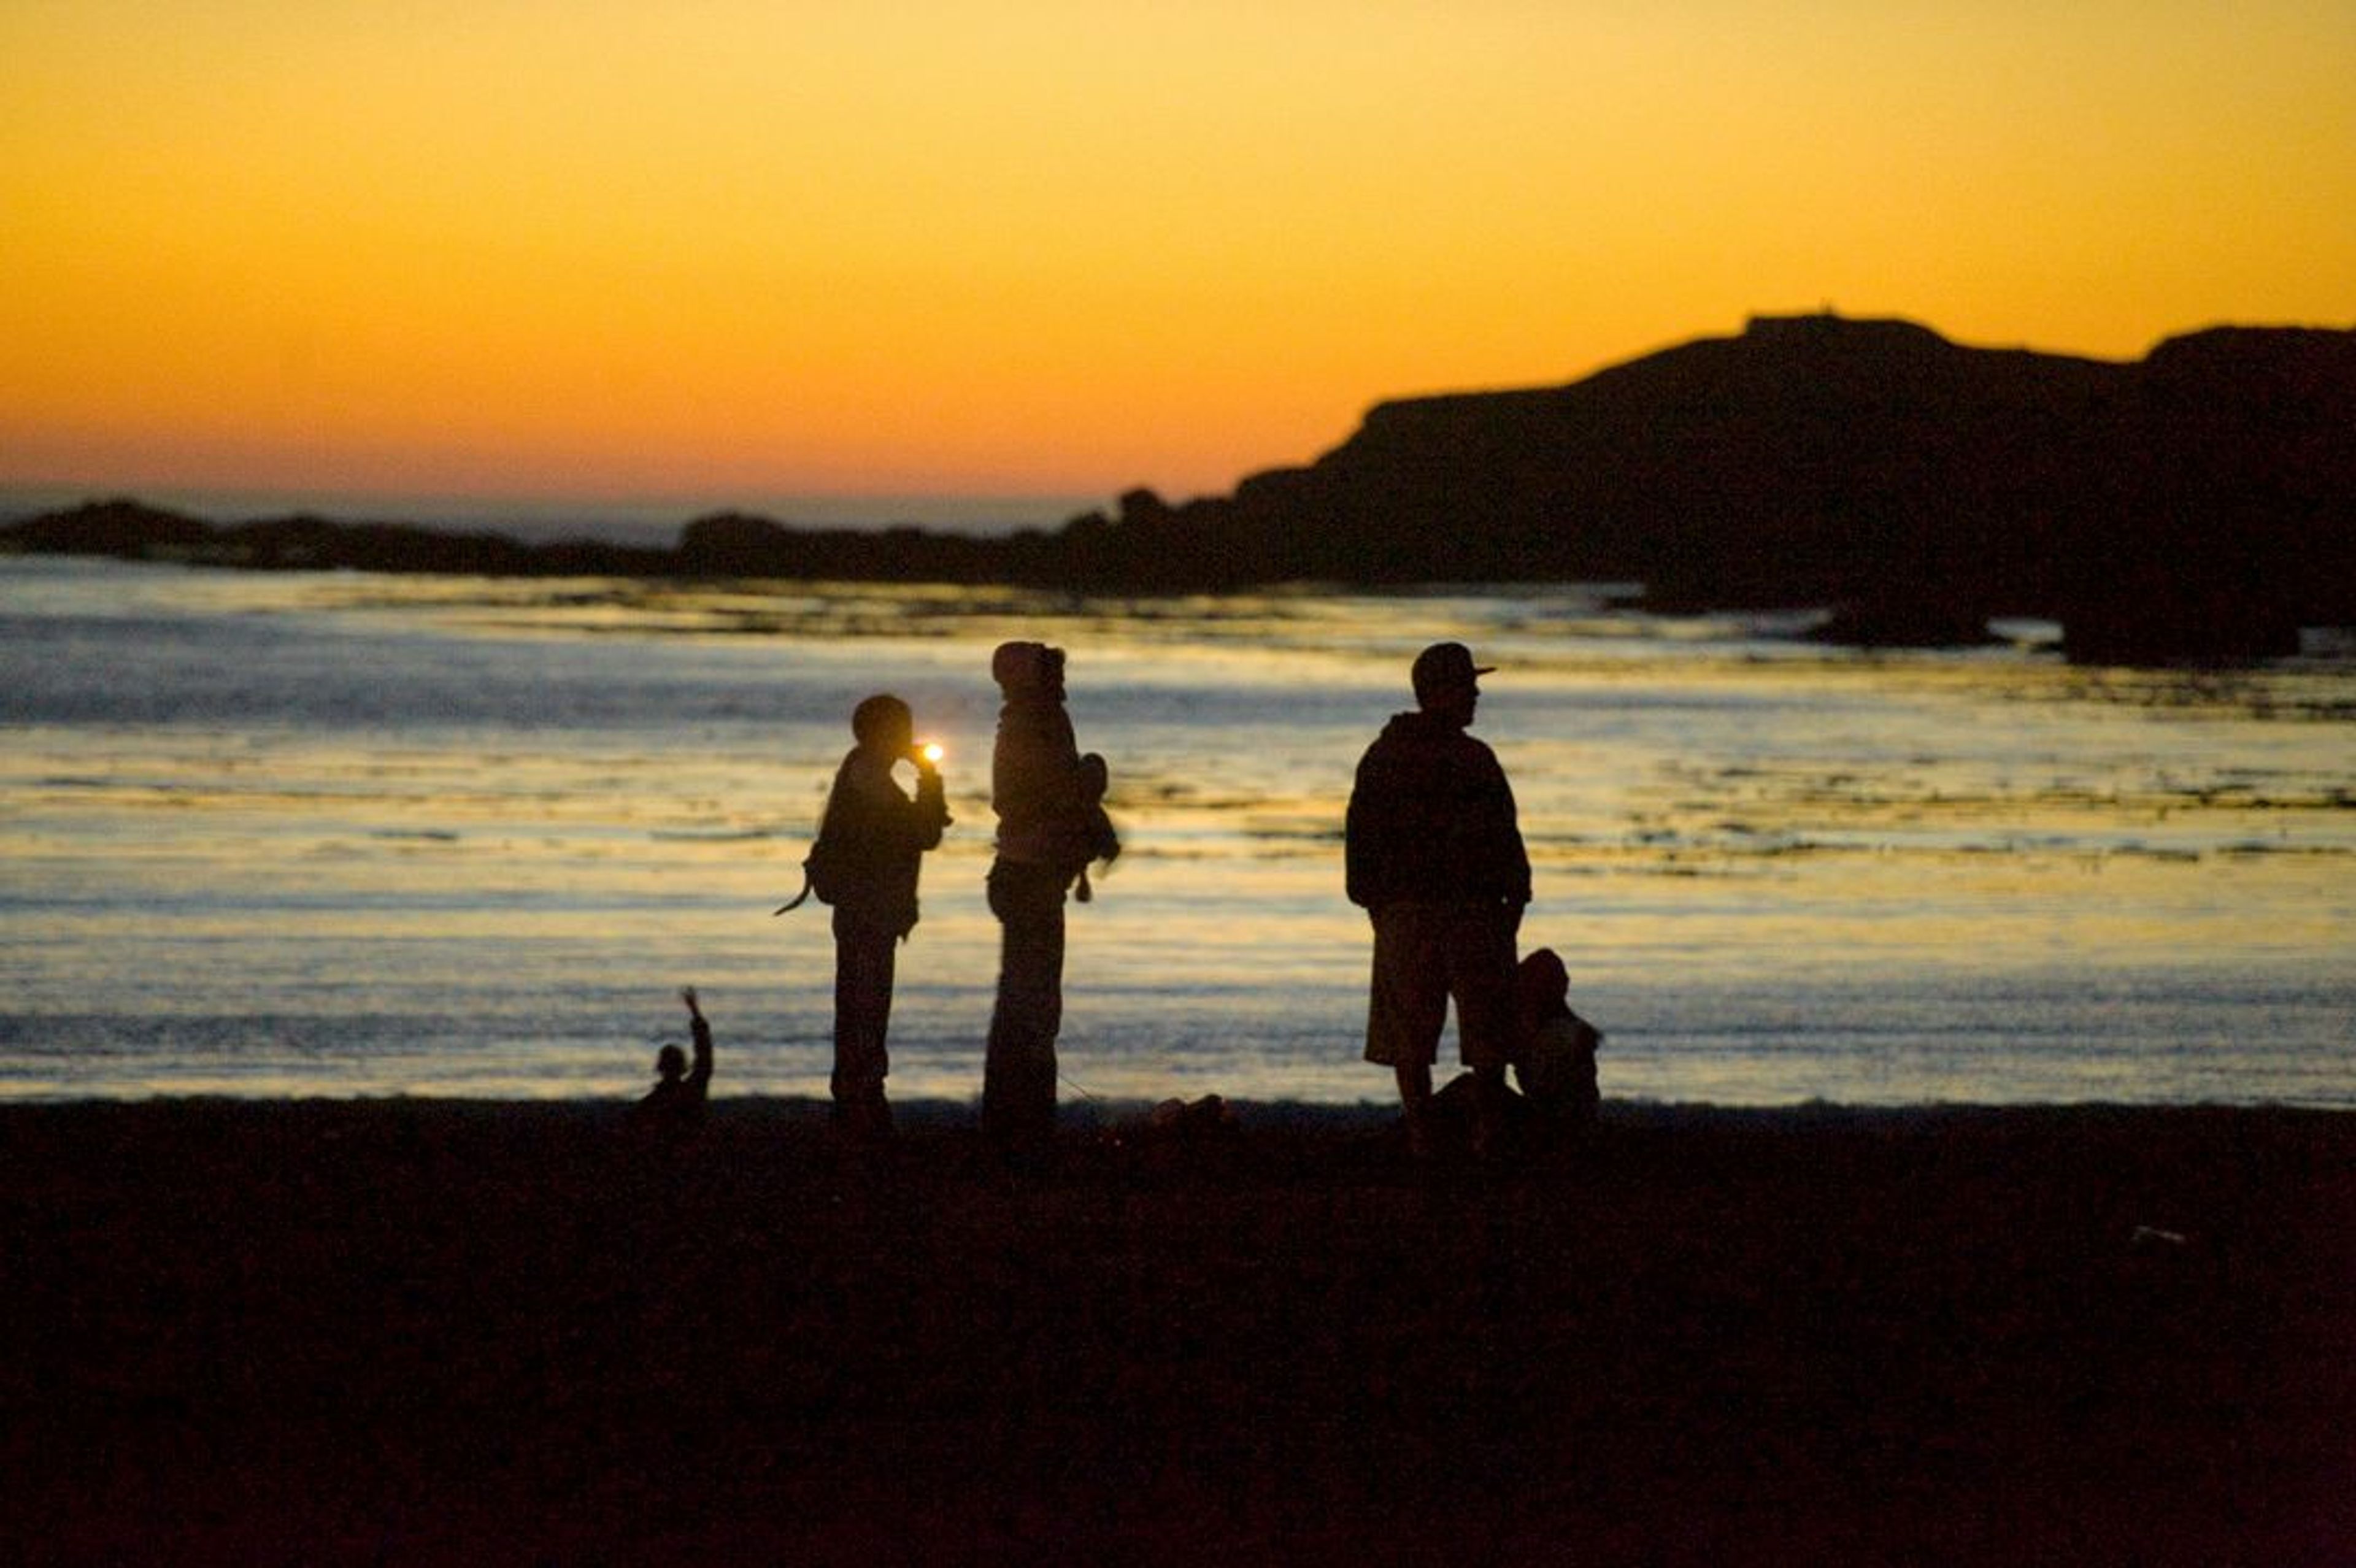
{"left": 5, "top": 2, "right": 2350, "bottom": 510}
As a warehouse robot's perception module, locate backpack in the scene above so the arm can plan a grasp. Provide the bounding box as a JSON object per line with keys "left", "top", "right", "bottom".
{"left": 774, "top": 796, "right": 852, "bottom": 915}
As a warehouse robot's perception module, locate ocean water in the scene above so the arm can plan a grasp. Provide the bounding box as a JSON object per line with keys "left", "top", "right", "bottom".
{"left": 2, "top": 553, "right": 2350, "bottom": 1107}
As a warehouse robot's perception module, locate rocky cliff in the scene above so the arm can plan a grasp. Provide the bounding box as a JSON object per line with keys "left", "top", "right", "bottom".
{"left": 1104, "top": 315, "right": 2355, "bottom": 659}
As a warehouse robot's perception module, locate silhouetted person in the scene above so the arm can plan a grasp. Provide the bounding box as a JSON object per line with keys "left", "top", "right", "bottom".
{"left": 1512, "top": 947, "right": 1601, "bottom": 1131}
{"left": 1345, "top": 642, "right": 1530, "bottom": 1159}
{"left": 814, "top": 693, "right": 951, "bottom": 1140}
{"left": 635, "top": 987, "right": 714, "bottom": 1131}
{"left": 982, "top": 641, "right": 1118, "bottom": 1155}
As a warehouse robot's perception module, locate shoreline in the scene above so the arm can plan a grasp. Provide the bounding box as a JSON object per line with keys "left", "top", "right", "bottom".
{"left": 9, "top": 1099, "right": 2352, "bottom": 1562}
{"left": 6, "top": 1091, "right": 2354, "bottom": 1120}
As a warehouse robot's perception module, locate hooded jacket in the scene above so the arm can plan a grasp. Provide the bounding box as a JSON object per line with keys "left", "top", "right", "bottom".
{"left": 990, "top": 643, "right": 1106, "bottom": 873}
{"left": 991, "top": 696, "right": 1107, "bottom": 871}
{"left": 1345, "top": 709, "right": 1531, "bottom": 910}
{"left": 820, "top": 745, "right": 950, "bottom": 937}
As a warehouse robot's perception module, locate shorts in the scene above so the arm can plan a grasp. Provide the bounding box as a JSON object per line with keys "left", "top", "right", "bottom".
{"left": 1363, "top": 901, "right": 1518, "bottom": 1070}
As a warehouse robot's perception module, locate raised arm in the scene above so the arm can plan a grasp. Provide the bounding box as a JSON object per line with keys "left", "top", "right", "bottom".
{"left": 682, "top": 988, "right": 714, "bottom": 1092}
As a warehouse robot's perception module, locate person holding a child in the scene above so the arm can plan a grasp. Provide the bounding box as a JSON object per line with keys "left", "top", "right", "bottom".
{"left": 982, "top": 641, "right": 1120, "bottom": 1157}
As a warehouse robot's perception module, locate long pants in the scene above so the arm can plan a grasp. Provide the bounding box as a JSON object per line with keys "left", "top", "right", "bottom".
{"left": 832, "top": 911, "right": 898, "bottom": 1131}
{"left": 982, "top": 858, "right": 1068, "bottom": 1148}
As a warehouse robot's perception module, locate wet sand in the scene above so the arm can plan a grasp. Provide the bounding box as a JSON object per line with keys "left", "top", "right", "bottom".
{"left": 6, "top": 1098, "right": 2351, "bottom": 1564}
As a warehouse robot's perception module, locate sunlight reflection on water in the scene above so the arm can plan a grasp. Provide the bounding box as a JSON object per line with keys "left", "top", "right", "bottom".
{"left": 2, "top": 556, "right": 2350, "bottom": 1105}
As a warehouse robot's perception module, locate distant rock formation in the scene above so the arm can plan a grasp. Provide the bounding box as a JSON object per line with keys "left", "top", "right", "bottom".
{"left": 0, "top": 498, "right": 669, "bottom": 577}
{"left": 5, "top": 498, "right": 215, "bottom": 558}
{"left": 1156, "top": 315, "right": 2354, "bottom": 661}
{"left": 8, "top": 314, "right": 2350, "bottom": 664}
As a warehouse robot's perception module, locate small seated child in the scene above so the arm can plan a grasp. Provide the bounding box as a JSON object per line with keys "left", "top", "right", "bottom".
{"left": 1512, "top": 948, "right": 1601, "bottom": 1128}
{"left": 634, "top": 987, "right": 714, "bottom": 1130}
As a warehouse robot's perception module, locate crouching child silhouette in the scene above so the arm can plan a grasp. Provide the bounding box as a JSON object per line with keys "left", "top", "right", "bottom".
{"left": 801, "top": 693, "right": 952, "bottom": 1141}
{"left": 634, "top": 987, "right": 714, "bottom": 1136}
{"left": 1512, "top": 948, "right": 1601, "bottom": 1134}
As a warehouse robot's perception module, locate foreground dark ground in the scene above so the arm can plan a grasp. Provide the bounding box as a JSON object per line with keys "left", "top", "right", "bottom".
{"left": 4, "top": 1099, "right": 2350, "bottom": 1565}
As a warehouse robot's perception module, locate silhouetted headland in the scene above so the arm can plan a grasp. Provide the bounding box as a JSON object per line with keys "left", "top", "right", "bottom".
{"left": 10, "top": 314, "right": 2352, "bottom": 664}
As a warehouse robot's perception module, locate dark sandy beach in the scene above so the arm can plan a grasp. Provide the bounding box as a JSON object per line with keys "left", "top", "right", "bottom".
{"left": 5, "top": 1097, "right": 2350, "bottom": 1565}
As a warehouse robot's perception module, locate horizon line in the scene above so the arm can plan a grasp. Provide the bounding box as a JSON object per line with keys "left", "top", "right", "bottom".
{"left": 0, "top": 483, "right": 1115, "bottom": 542}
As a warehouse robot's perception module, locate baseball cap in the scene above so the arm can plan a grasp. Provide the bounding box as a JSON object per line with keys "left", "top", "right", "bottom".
{"left": 1411, "top": 641, "right": 1495, "bottom": 701}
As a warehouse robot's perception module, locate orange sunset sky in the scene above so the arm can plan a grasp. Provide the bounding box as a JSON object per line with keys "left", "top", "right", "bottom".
{"left": 5, "top": 1, "right": 2351, "bottom": 518}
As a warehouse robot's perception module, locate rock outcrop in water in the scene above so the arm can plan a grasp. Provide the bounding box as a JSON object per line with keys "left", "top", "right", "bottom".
{"left": 9, "top": 315, "right": 2352, "bottom": 663}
